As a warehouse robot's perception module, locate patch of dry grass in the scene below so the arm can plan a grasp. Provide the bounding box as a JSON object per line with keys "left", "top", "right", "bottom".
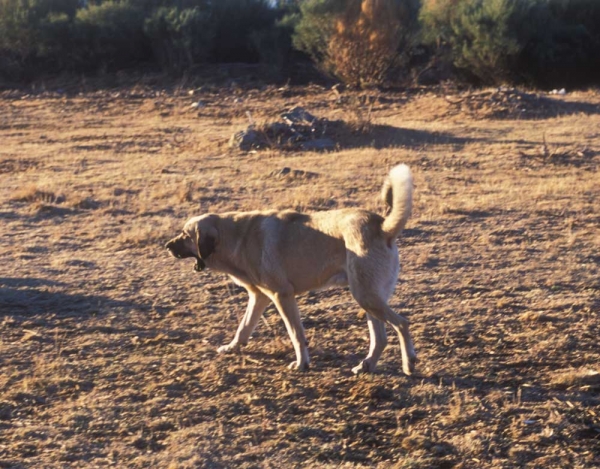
{"left": 11, "top": 185, "right": 63, "bottom": 204}
{"left": 0, "top": 81, "right": 598, "bottom": 468}
{"left": 549, "top": 369, "right": 600, "bottom": 390}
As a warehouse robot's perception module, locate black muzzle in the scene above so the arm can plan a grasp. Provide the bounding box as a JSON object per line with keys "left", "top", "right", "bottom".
{"left": 194, "top": 256, "right": 206, "bottom": 272}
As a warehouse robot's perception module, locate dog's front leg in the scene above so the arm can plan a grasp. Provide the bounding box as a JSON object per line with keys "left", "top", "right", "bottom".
{"left": 269, "top": 291, "right": 310, "bottom": 371}
{"left": 217, "top": 288, "right": 270, "bottom": 354}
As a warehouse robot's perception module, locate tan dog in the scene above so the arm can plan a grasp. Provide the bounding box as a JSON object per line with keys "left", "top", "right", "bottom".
{"left": 166, "top": 165, "right": 416, "bottom": 375}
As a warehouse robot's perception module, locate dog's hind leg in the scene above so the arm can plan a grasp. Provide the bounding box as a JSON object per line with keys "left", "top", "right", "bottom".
{"left": 352, "top": 314, "right": 387, "bottom": 374}
{"left": 350, "top": 286, "right": 416, "bottom": 376}
{"left": 368, "top": 302, "right": 416, "bottom": 376}
{"left": 217, "top": 288, "right": 271, "bottom": 354}
{"left": 268, "top": 291, "right": 310, "bottom": 371}
{"left": 347, "top": 246, "right": 416, "bottom": 375}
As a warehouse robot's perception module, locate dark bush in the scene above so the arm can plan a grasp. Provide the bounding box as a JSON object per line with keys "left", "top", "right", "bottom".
{"left": 515, "top": 0, "right": 600, "bottom": 87}
{"left": 0, "top": 0, "right": 290, "bottom": 80}
{"left": 209, "top": 0, "right": 279, "bottom": 63}
{"left": 0, "top": 0, "right": 80, "bottom": 78}
{"left": 289, "top": 0, "right": 340, "bottom": 68}
{"left": 420, "top": 0, "right": 600, "bottom": 87}
{"left": 144, "top": 6, "right": 214, "bottom": 71}
{"left": 420, "top": 0, "right": 523, "bottom": 85}
{"left": 74, "top": 1, "right": 149, "bottom": 71}
{"left": 2, "top": 0, "right": 600, "bottom": 87}
{"left": 37, "top": 12, "right": 76, "bottom": 68}
{"left": 249, "top": 19, "right": 293, "bottom": 70}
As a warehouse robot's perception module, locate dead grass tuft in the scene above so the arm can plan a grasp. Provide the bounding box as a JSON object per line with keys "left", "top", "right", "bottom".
{"left": 400, "top": 434, "right": 433, "bottom": 452}
{"left": 549, "top": 368, "right": 600, "bottom": 390}
{"left": 519, "top": 311, "right": 554, "bottom": 323}
{"left": 10, "top": 185, "right": 65, "bottom": 204}
{"left": 177, "top": 182, "right": 196, "bottom": 203}
{"left": 519, "top": 135, "right": 597, "bottom": 170}
{"left": 344, "top": 94, "right": 374, "bottom": 133}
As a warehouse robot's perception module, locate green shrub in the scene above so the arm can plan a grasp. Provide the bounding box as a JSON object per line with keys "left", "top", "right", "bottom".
{"left": 420, "top": 0, "right": 522, "bottom": 84}
{"left": 37, "top": 12, "right": 75, "bottom": 67}
{"left": 143, "top": 0, "right": 286, "bottom": 71}
{"left": 209, "top": 0, "right": 278, "bottom": 63}
{"left": 74, "top": 1, "right": 149, "bottom": 71}
{"left": 249, "top": 19, "right": 292, "bottom": 69}
{"left": 2, "top": 0, "right": 600, "bottom": 87}
{"left": 289, "top": 0, "right": 340, "bottom": 68}
{"left": 515, "top": 0, "right": 600, "bottom": 87}
{"left": 0, "top": 0, "right": 80, "bottom": 77}
{"left": 143, "top": 6, "right": 214, "bottom": 71}
{"left": 0, "top": 0, "right": 295, "bottom": 79}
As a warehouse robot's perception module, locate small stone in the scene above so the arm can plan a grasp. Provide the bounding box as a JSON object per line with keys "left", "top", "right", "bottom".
{"left": 229, "top": 129, "right": 264, "bottom": 151}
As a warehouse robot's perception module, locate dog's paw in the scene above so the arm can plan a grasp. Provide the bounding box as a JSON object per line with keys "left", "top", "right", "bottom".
{"left": 288, "top": 361, "right": 310, "bottom": 372}
{"left": 403, "top": 355, "right": 418, "bottom": 376}
{"left": 352, "top": 360, "right": 374, "bottom": 375}
{"left": 217, "top": 342, "right": 240, "bottom": 354}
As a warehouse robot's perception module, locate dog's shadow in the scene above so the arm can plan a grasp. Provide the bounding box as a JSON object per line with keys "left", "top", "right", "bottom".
{"left": 0, "top": 277, "right": 165, "bottom": 319}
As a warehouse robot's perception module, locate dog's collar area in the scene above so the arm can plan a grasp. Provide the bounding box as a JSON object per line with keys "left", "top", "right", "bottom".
{"left": 194, "top": 256, "right": 206, "bottom": 272}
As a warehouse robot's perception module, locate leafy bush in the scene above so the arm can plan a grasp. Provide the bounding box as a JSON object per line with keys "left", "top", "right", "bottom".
{"left": 515, "top": 0, "right": 600, "bottom": 87}
{"left": 249, "top": 19, "right": 292, "bottom": 69}
{"left": 37, "top": 12, "right": 75, "bottom": 68}
{"left": 2, "top": 0, "right": 599, "bottom": 87}
{"left": 0, "top": 0, "right": 289, "bottom": 79}
{"left": 142, "top": 0, "right": 286, "bottom": 70}
{"left": 420, "top": 0, "right": 522, "bottom": 84}
{"left": 329, "top": 0, "right": 420, "bottom": 87}
{"left": 74, "top": 1, "right": 149, "bottom": 71}
{"left": 144, "top": 6, "right": 214, "bottom": 71}
{"left": 209, "top": 0, "right": 279, "bottom": 63}
{"left": 0, "top": 0, "right": 80, "bottom": 77}
{"left": 289, "top": 0, "right": 339, "bottom": 67}
{"left": 291, "top": 0, "right": 419, "bottom": 87}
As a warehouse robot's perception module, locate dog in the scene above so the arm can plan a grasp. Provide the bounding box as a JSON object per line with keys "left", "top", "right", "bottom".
{"left": 166, "top": 164, "right": 417, "bottom": 375}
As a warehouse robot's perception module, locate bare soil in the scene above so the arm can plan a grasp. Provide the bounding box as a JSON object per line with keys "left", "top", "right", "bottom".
{"left": 1, "top": 79, "right": 599, "bottom": 469}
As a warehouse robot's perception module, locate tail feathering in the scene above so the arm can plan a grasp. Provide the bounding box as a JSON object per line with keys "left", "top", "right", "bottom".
{"left": 381, "top": 164, "right": 413, "bottom": 242}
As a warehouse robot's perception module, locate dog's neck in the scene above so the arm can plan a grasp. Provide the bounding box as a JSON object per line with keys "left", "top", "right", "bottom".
{"left": 203, "top": 235, "right": 260, "bottom": 288}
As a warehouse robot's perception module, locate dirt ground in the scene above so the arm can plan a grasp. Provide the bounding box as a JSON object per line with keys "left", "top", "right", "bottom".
{"left": 1, "top": 78, "right": 599, "bottom": 469}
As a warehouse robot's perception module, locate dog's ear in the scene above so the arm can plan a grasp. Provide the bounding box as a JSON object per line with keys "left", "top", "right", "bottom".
{"left": 196, "top": 226, "right": 218, "bottom": 260}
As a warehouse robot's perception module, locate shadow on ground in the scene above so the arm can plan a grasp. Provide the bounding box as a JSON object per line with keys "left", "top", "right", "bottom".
{"left": 329, "top": 123, "right": 546, "bottom": 150}
{"left": 0, "top": 277, "right": 164, "bottom": 316}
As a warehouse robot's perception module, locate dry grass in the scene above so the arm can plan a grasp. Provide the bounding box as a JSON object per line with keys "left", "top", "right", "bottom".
{"left": 1, "top": 80, "right": 599, "bottom": 468}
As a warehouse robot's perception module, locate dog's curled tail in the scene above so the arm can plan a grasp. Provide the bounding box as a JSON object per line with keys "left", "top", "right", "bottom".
{"left": 381, "top": 164, "right": 413, "bottom": 242}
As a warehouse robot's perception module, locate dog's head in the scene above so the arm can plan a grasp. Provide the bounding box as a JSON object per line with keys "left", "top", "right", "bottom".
{"left": 166, "top": 215, "right": 219, "bottom": 272}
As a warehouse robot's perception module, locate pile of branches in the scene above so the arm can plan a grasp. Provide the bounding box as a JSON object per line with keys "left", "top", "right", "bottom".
{"left": 230, "top": 107, "right": 338, "bottom": 152}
